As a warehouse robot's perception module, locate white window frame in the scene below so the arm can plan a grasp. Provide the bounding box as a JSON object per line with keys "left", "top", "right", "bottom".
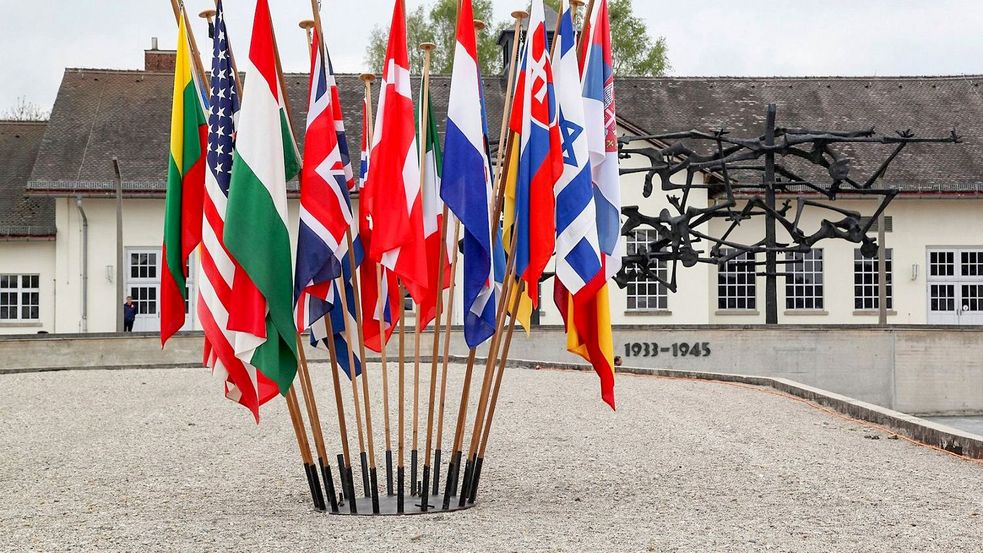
{"left": 785, "top": 249, "right": 824, "bottom": 310}
{"left": 0, "top": 274, "right": 40, "bottom": 322}
{"left": 717, "top": 250, "right": 757, "bottom": 310}
{"left": 853, "top": 248, "right": 893, "bottom": 310}
{"left": 625, "top": 229, "right": 668, "bottom": 312}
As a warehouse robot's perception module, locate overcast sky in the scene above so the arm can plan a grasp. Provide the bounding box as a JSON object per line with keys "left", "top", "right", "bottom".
{"left": 2, "top": 0, "right": 982, "bottom": 113}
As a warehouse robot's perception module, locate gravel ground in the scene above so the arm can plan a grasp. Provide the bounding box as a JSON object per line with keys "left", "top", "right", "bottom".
{"left": 1, "top": 364, "right": 981, "bottom": 552}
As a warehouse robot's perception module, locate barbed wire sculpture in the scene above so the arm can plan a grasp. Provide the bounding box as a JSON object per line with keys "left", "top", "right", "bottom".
{"left": 616, "top": 104, "right": 959, "bottom": 323}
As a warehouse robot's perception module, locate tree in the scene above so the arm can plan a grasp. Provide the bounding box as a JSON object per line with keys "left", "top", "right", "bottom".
{"left": 2, "top": 96, "right": 48, "bottom": 121}
{"left": 365, "top": 0, "right": 668, "bottom": 77}
{"left": 365, "top": 0, "right": 502, "bottom": 75}
{"left": 606, "top": 0, "right": 669, "bottom": 76}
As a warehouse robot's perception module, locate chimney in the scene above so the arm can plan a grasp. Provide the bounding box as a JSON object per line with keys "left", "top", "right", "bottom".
{"left": 144, "top": 37, "right": 177, "bottom": 72}
{"left": 497, "top": 6, "right": 559, "bottom": 77}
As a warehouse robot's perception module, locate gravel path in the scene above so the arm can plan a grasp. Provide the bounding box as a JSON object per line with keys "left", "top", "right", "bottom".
{"left": 1, "top": 364, "right": 981, "bottom": 552}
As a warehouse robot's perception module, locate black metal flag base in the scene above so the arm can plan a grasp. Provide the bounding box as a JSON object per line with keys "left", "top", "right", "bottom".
{"left": 329, "top": 494, "right": 476, "bottom": 516}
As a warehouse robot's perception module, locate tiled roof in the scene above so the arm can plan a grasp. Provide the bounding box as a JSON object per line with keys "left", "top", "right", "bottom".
{"left": 26, "top": 69, "right": 983, "bottom": 196}
{"left": 615, "top": 76, "right": 983, "bottom": 194}
{"left": 0, "top": 120, "right": 52, "bottom": 238}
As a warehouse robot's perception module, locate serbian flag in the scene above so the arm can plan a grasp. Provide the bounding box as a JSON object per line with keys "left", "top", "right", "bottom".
{"left": 442, "top": 0, "right": 496, "bottom": 348}
{"left": 358, "top": 81, "right": 401, "bottom": 353}
{"left": 294, "top": 27, "right": 354, "bottom": 331}
{"left": 362, "top": 0, "right": 429, "bottom": 303}
{"left": 553, "top": 0, "right": 615, "bottom": 409}
{"left": 508, "top": 0, "right": 563, "bottom": 330}
{"left": 223, "top": 0, "right": 301, "bottom": 395}
{"left": 581, "top": 0, "right": 621, "bottom": 269}
{"left": 417, "top": 89, "right": 452, "bottom": 331}
{"left": 161, "top": 10, "right": 206, "bottom": 346}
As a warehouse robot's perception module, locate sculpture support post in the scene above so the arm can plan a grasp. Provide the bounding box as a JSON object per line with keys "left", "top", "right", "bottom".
{"left": 764, "top": 104, "right": 779, "bottom": 325}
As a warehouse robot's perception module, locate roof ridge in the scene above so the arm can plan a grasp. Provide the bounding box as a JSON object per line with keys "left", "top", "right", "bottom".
{"left": 0, "top": 120, "right": 47, "bottom": 126}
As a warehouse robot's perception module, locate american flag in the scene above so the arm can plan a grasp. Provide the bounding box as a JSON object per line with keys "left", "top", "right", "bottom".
{"left": 197, "top": 0, "right": 279, "bottom": 421}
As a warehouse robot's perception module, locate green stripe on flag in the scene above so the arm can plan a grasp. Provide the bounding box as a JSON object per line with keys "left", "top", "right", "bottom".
{"left": 224, "top": 152, "right": 298, "bottom": 394}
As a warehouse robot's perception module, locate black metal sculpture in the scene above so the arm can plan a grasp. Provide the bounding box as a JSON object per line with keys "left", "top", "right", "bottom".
{"left": 616, "top": 104, "right": 959, "bottom": 323}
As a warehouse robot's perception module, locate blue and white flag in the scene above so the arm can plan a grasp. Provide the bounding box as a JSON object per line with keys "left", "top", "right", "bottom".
{"left": 554, "top": 1, "right": 602, "bottom": 295}
{"left": 441, "top": 0, "right": 496, "bottom": 348}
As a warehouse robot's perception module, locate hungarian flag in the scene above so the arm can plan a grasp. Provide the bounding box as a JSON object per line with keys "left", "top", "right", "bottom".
{"left": 223, "top": 0, "right": 301, "bottom": 396}
{"left": 161, "top": 10, "right": 206, "bottom": 346}
{"left": 553, "top": 0, "right": 615, "bottom": 410}
{"left": 417, "top": 87, "right": 452, "bottom": 332}
{"left": 362, "top": 0, "right": 429, "bottom": 304}
{"left": 506, "top": 0, "right": 563, "bottom": 331}
{"left": 197, "top": 0, "right": 279, "bottom": 421}
{"left": 442, "top": 0, "right": 497, "bottom": 348}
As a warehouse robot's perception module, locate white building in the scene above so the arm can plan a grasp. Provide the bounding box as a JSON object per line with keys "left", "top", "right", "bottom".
{"left": 2, "top": 45, "right": 982, "bottom": 336}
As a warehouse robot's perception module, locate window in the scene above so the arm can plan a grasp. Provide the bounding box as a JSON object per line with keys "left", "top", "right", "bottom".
{"left": 785, "top": 249, "right": 824, "bottom": 310}
{"left": 854, "top": 249, "right": 893, "bottom": 310}
{"left": 717, "top": 250, "right": 757, "bottom": 310}
{"left": 930, "top": 251, "right": 955, "bottom": 277}
{"left": 625, "top": 229, "right": 668, "bottom": 311}
{"left": 0, "top": 274, "right": 40, "bottom": 321}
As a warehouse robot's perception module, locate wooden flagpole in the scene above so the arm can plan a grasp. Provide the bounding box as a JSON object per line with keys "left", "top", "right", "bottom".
{"left": 490, "top": 11, "right": 528, "bottom": 224}
{"left": 431, "top": 218, "right": 461, "bottom": 497}
{"left": 173, "top": 0, "right": 329, "bottom": 510}
{"left": 414, "top": 40, "right": 441, "bottom": 510}
{"left": 411, "top": 41, "right": 436, "bottom": 501}
{"left": 302, "top": 1, "right": 372, "bottom": 507}
{"left": 441, "top": 11, "right": 526, "bottom": 510}
{"left": 577, "top": 0, "right": 597, "bottom": 54}
{"left": 458, "top": 222, "right": 520, "bottom": 506}
{"left": 397, "top": 282, "right": 407, "bottom": 512}
{"left": 361, "top": 73, "right": 396, "bottom": 499}
{"left": 270, "top": 5, "right": 360, "bottom": 512}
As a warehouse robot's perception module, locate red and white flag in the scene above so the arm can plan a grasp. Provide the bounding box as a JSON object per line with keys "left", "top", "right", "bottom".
{"left": 361, "top": 0, "right": 429, "bottom": 304}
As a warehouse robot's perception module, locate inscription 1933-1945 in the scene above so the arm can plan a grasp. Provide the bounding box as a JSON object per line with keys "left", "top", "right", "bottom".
{"left": 623, "top": 342, "right": 711, "bottom": 358}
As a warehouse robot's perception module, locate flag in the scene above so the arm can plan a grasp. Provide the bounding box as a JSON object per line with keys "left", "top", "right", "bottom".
{"left": 196, "top": 0, "right": 279, "bottom": 421}
{"left": 507, "top": 0, "right": 563, "bottom": 331}
{"left": 581, "top": 0, "right": 621, "bottom": 269}
{"left": 558, "top": 0, "right": 620, "bottom": 410}
{"left": 162, "top": 10, "right": 207, "bottom": 346}
{"left": 555, "top": 276, "right": 616, "bottom": 409}
{"left": 223, "top": 0, "right": 301, "bottom": 396}
{"left": 296, "top": 26, "right": 362, "bottom": 379}
{"left": 294, "top": 27, "right": 354, "bottom": 329}
{"left": 361, "top": 0, "right": 429, "bottom": 303}
{"left": 309, "top": 239, "right": 364, "bottom": 379}
{"left": 553, "top": 1, "right": 603, "bottom": 298}
{"left": 417, "top": 88, "right": 452, "bottom": 331}
{"left": 442, "top": 0, "right": 496, "bottom": 348}
{"left": 357, "top": 81, "right": 401, "bottom": 353}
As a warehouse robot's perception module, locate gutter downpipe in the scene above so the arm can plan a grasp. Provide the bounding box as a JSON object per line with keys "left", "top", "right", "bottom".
{"left": 75, "top": 195, "right": 88, "bottom": 333}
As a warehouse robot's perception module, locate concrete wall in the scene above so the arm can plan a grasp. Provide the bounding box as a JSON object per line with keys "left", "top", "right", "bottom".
{"left": 3, "top": 325, "right": 981, "bottom": 416}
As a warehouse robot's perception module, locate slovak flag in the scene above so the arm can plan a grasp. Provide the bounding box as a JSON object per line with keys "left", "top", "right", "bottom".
{"left": 294, "top": 28, "right": 355, "bottom": 331}
{"left": 361, "top": 0, "right": 429, "bottom": 303}
{"left": 509, "top": 0, "right": 563, "bottom": 309}
{"left": 581, "top": 0, "right": 621, "bottom": 273}
{"left": 441, "top": 0, "right": 497, "bottom": 347}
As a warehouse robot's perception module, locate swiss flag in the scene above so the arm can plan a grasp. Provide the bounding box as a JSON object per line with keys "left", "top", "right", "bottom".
{"left": 361, "top": 0, "right": 429, "bottom": 304}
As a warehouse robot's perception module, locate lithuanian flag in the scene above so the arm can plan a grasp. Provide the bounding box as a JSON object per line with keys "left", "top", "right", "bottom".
{"left": 162, "top": 12, "right": 207, "bottom": 346}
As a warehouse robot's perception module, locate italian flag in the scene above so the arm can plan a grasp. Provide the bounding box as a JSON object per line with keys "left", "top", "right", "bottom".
{"left": 162, "top": 11, "right": 206, "bottom": 346}
{"left": 223, "top": 0, "right": 301, "bottom": 396}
